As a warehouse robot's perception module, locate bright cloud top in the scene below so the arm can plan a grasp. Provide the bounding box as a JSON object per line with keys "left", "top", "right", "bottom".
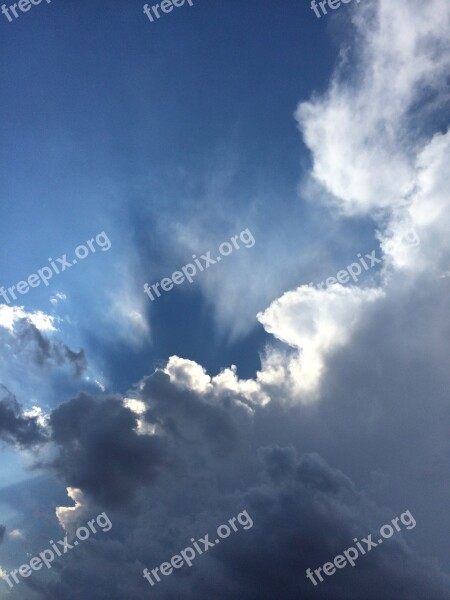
{"left": 257, "top": 285, "right": 383, "bottom": 398}
{"left": 0, "top": 305, "right": 56, "bottom": 333}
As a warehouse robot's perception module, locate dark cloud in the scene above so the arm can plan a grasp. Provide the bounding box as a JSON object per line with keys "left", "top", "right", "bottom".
{"left": 48, "top": 393, "right": 168, "bottom": 508}
{"left": 0, "top": 385, "right": 47, "bottom": 446}
{"left": 12, "top": 318, "right": 87, "bottom": 377}
{"left": 42, "top": 369, "right": 251, "bottom": 509}
{"left": 5, "top": 344, "right": 445, "bottom": 600}
{"left": 27, "top": 445, "right": 450, "bottom": 600}
{"left": 0, "top": 524, "right": 5, "bottom": 543}
{"left": 2, "top": 279, "right": 449, "bottom": 599}
{"left": 61, "top": 346, "right": 87, "bottom": 378}
{"left": 140, "top": 369, "right": 249, "bottom": 455}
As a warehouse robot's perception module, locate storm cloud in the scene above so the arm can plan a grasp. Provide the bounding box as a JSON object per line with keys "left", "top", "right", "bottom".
{"left": 48, "top": 393, "right": 167, "bottom": 509}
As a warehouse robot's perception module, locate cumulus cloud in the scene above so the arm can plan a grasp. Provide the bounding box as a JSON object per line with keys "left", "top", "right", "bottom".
{"left": 257, "top": 285, "right": 384, "bottom": 399}
{"left": 164, "top": 355, "right": 266, "bottom": 406}
{"left": 21, "top": 380, "right": 450, "bottom": 599}
{"left": 2, "top": 310, "right": 450, "bottom": 599}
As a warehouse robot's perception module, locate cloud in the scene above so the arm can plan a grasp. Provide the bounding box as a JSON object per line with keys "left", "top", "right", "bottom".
{"left": 56, "top": 487, "right": 86, "bottom": 533}
{"left": 24, "top": 392, "right": 450, "bottom": 599}
{"left": 296, "top": 0, "right": 450, "bottom": 217}
{"left": 0, "top": 305, "right": 56, "bottom": 333}
{"left": 380, "top": 131, "right": 450, "bottom": 276}
{"left": 0, "top": 525, "right": 5, "bottom": 543}
{"left": 257, "top": 284, "right": 383, "bottom": 399}
{"left": 3, "top": 309, "right": 450, "bottom": 599}
{"left": 50, "top": 292, "right": 67, "bottom": 306}
{"left": 1, "top": 1, "right": 449, "bottom": 598}
{"left": 296, "top": 0, "right": 450, "bottom": 287}
{"left": 0, "top": 306, "right": 87, "bottom": 378}
{"left": 106, "top": 284, "right": 150, "bottom": 348}
{"left": 0, "top": 385, "right": 48, "bottom": 447}
{"left": 47, "top": 393, "right": 168, "bottom": 508}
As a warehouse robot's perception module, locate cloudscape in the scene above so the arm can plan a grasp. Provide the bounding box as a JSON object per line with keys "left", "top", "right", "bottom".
{"left": 0, "top": 0, "right": 449, "bottom": 598}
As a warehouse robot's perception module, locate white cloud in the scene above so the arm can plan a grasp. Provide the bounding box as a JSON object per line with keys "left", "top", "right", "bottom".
{"left": 50, "top": 292, "right": 67, "bottom": 306}
{"left": 56, "top": 487, "right": 86, "bottom": 533}
{"left": 296, "top": 0, "right": 450, "bottom": 219}
{"left": 0, "top": 305, "right": 56, "bottom": 334}
{"left": 23, "top": 406, "right": 48, "bottom": 428}
{"left": 124, "top": 397, "right": 155, "bottom": 434}
{"left": 165, "top": 356, "right": 212, "bottom": 394}
{"left": 108, "top": 294, "right": 149, "bottom": 346}
{"left": 123, "top": 398, "right": 147, "bottom": 414}
{"left": 380, "top": 131, "right": 450, "bottom": 275}
{"left": 8, "top": 529, "right": 24, "bottom": 539}
{"left": 165, "top": 355, "right": 268, "bottom": 407}
{"left": 257, "top": 284, "right": 383, "bottom": 399}
{"left": 106, "top": 272, "right": 150, "bottom": 347}
{"left": 161, "top": 280, "right": 385, "bottom": 406}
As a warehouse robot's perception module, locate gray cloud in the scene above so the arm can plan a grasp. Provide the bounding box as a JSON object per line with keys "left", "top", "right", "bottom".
{"left": 0, "top": 385, "right": 47, "bottom": 447}
{"left": 47, "top": 393, "right": 168, "bottom": 509}
{"left": 26, "top": 440, "right": 450, "bottom": 600}
{"left": 7, "top": 341, "right": 448, "bottom": 599}
{"left": 11, "top": 318, "right": 87, "bottom": 377}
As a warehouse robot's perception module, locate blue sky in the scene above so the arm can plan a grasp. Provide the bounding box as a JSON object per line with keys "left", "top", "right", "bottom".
{"left": 0, "top": 0, "right": 371, "bottom": 392}
{"left": 0, "top": 1, "right": 449, "bottom": 598}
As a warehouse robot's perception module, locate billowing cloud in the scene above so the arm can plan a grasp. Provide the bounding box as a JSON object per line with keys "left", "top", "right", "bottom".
{"left": 296, "top": 0, "right": 450, "bottom": 281}
{"left": 296, "top": 0, "right": 450, "bottom": 217}
{"left": 257, "top": 285, "right": 383, "bottom": 399}
{"left": 16, "top": 376, "right": 450, "bottom": 599}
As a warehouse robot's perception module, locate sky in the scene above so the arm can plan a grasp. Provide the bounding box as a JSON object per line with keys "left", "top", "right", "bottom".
{"left": 0, "top": 0, "right": 449, "bottom": 598}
